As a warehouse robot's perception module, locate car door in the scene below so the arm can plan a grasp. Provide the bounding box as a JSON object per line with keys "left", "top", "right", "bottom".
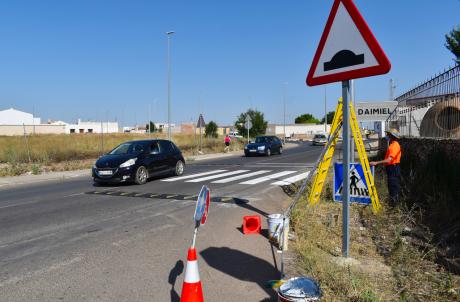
{"left": 159, "top": 140, "right": 176, "bottom": 171}
{"left": 147, "top": 141, "right": 167, "bottom": 175}
{"left": 274, "top": 137, "right": 282, "bottom": 152}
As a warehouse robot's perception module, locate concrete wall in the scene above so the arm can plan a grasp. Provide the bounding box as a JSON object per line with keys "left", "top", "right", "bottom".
{"left": 382, "top": 138, "right": 460, "bottom": 271}
{"left": 0, "top": 125, "right": 66, "bottom": 136}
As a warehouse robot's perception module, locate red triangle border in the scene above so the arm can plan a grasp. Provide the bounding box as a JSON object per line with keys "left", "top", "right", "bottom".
{"left": 306, "top": 0, "right": 391, "bottom": 86}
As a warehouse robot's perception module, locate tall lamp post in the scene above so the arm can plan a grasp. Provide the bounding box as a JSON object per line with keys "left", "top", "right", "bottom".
{"left": 166, "top": 31, "right": 175, "bottom": 141}
{"left": 283, "top": 82, "right": 287, "bottom": 144}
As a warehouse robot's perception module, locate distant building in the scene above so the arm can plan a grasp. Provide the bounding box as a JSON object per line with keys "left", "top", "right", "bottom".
{"left": 266, "top": 124, "right": 331, "bottom": 138}
{"left": 181, "top": 123, "right": 195, "bottom": 134}
{"left": 0, "top": 108, "right": 41, "bottom": 125}
{"left": 0, "top": 108, "right": 66, "bottom": 135}
{"left": 66, "top": 119, "right": 119, "bottom": 134}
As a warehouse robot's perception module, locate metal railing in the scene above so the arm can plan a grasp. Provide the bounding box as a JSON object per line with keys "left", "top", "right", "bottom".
{"left": 386, "top": 65, "right": 460, "bottom": 139}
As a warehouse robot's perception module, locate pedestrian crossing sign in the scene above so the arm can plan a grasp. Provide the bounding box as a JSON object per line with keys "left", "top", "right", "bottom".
{"left": 333, "top": 162, "right": 374, "bottom": 204}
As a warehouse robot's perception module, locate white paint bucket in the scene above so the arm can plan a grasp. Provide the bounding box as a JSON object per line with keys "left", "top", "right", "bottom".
{"left": 267, "top": 214, "right": 289, "bottom": 241}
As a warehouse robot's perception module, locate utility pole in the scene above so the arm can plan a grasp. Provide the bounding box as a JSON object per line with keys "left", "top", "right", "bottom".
{"left": 389, "top": 78, "right": 396, "bottom": 100}
{"left": 148, "top": 104, "right": 152, "bottom": 138}
{"left": 342, "top": 80, "right": 351, "bottom": 258}
{"left": 350, "top": 80, "right": 355, "bottom": 161}
{"left": 283, "top": 82, "right": 287, "bottom": 144}
{"left": 100, "top": 121, "right": 104, "bottom": 155}
{"left": 324, "top": 87, "right": 327, "bottom": 133}
{"left": 246, "top": 115, "right": 250, "bottom": 144}
{"left": 166, "top": 31, "right": 175, "bottom": 141}
{"left": 32, "top": 105, "right": 36, "bottom": 135}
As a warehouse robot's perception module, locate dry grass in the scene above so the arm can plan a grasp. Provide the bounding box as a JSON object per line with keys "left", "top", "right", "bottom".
{"left": 0, "top": 133, "right": 244, "bottom": 176}
{"left": 289, "top": 172, "right": 459, "bottom": 301}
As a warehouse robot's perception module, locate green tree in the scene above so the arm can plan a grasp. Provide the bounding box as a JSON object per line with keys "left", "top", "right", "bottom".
{"left": 445, "top": 26, "right": 460, "bottom": 64}
{"left": 146, "top": 121, "right": 156, "bottom": 133}
{"left": 205, "top": 121, "right": 218, "bottom": 138}
{"left": 295, "top": 113, "right": 320, "bottom": 124}
{"left": 320, "top": 111, "right": 336, "bottom": 124}
{"left": 234, "top": 109, "right": 268, "bottom": 138}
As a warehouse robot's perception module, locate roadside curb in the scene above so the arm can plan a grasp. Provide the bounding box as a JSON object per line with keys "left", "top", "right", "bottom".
{"left": 0, "top": 170, "right": 90, "bottom": 188}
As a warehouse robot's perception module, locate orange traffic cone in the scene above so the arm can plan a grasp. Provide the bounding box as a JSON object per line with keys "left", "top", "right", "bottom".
{"left": 180, "top": 247, "right": 204, "bottom": 302}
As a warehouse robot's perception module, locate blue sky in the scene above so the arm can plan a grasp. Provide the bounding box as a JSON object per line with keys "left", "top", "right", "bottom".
{"left": 0, "top": 0, "right": 458, "bottom": 126}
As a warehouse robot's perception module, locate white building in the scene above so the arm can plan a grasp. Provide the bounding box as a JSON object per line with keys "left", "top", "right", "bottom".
{"left": 266, "top": 124, "right": 331, "bottom": 138}
{"left": 65, "top": 119, "right": 119, "bottom": 134}
{"left": 0, "top": 108, "right": 41, "bottom": 125}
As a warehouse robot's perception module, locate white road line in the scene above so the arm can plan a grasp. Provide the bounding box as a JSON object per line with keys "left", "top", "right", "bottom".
{"left": 186, "top": 170, "right": 250, "bottom": 182}
{"left": 239, "top": 171, "right": 297, "bottom": 185}
{"left": 161, "top": 170, "right": 227, "bottom": 182}
{"left": 211, "top": 170, "right": 272, "bottom": 183}
{"left": 271, "top": 171, "right": 310, "bottom": 186}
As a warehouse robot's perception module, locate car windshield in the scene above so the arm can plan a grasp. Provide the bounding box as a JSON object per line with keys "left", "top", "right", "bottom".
{"left": 315, "top": 135, "right": 326, "bottom": 139}
{"left": 109, "top": 143, "right": 144, "bottom": 155}
{"left": 255, "top": 137, "right": 268, "bottom": 143}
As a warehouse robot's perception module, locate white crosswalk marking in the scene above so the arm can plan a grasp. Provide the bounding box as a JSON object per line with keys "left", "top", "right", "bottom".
{"left": 186, "top": 170, "right": 250, "bottom": 183}
{"left": 211, "top": 170, "right": 272, "bottom": 183}
{"left": 271, "top": 171, "right": 310, "bottom": 186}
{"left": 161, "top": 170, "right": 227, "bottom": 182}
{"left": 239, "top": 171, "right": 297, "bottom": 185}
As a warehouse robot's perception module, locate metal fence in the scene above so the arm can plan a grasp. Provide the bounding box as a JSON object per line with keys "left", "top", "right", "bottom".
{"left": 386, "top": 65, "right": 460, "bottom": 139}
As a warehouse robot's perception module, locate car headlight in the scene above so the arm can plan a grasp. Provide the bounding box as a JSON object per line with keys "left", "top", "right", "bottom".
{"left": 93, "top": 164, "right": 97, "bottom": 169}
{"left": 257, "top": 146, "right": 266, "bottom": 151}
{"left": 120, "top": 158, "right": 137, "bottom": 168}
{"left": 244, "top": 146, "right": 248, "bottom": 149}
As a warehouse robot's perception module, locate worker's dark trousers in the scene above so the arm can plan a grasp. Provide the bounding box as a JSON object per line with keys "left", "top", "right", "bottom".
{"left": 386, "top": 164, "right": 401, "bottom": 205}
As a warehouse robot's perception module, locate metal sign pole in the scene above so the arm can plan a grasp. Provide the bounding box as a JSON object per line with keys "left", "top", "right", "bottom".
{"left": 342, "top": 80, "right": 351, "bottom": 258}
{"left": 350, "top": 80, "right": 355, "bottom": 162}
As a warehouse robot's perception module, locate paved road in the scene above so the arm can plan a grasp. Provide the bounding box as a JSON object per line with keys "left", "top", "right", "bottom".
{"left": 0, "top": 142, "right": 323, "bottom": 302}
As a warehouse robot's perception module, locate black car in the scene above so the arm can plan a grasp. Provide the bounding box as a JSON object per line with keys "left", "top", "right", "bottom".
{"left": 244, "top": 136, "right": 283, "bottom": 156}
{"left": 92, "top": 139, "right": 185, "bottom": 185}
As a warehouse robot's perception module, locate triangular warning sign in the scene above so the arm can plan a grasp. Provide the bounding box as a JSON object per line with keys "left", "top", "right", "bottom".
{"left": 306, "top": 0, "right": 391, "bottom": 86}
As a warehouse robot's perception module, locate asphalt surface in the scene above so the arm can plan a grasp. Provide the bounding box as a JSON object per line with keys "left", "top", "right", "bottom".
{"left": 0, "top": 142, "right": 323, "bottom": 302}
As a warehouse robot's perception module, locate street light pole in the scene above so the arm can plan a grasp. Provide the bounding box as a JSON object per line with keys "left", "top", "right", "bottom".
{"left": 283, "top": 82, "right": 287, "bottom": 144}
{"left": 166, "top": 31, "right": 175, "bottom": 141}
{"left": 324, "top": 87, "right": 327, "bottom": 133}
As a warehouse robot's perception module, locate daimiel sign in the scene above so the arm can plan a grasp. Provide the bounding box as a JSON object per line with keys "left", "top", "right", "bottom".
{"left": 355, "top": 101, "right": 397, "bottom": 121}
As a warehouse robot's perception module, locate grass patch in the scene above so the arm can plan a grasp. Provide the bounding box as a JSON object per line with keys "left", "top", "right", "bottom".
{"left": 0, "top": 133, "right": 244, "bottom": 176}
{"left": 289, "top": 169, "right": 459, "bottom": 301}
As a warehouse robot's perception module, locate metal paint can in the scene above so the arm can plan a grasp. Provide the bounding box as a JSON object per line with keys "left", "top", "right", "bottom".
{"left": 278, "top": 277, "right": 322, "bottom": 302}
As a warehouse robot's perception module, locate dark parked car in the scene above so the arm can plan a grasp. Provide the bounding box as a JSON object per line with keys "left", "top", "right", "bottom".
{"left": 92, "top": 139, "right": 185, "bottom": 185}
{"left": 244, "top": 136, "right": 283, "bottom": 156}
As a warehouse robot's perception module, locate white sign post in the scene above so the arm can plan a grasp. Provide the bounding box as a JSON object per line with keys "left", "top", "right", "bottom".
{"left": 306, "top": 0, "right": 391, "bottom": 257}
{"left": 191, "top": 185, "right": 210, "bottom": 249}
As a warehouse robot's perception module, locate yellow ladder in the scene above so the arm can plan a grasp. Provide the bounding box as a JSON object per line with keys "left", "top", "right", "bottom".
{"left": 308, "top": 100, "right": 343, "bottom": 205}
{"left": 308, "top": 100, "right": 381, "bottom": 213}
{"left": 349, "top": 102, "right": 381, "bottom": 212}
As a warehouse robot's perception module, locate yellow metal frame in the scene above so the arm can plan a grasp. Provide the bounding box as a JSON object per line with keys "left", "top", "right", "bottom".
{"left": 308, "top": 99, "right": 381, "bottom": 213}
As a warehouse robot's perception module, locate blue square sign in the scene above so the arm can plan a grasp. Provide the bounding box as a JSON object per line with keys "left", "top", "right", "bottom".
{"left": 333, "top": 162, "right": 374, "bottom": 205}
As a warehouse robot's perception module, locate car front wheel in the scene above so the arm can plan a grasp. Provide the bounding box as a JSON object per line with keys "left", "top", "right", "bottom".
{"left": 134, "top": 166, "right": 148, "bottom": 185}
{"left": 175, "top": 160, "right": 185, "bottom": 176}
{"left": 279, "top": 147, "right": 283, "bottom": 155}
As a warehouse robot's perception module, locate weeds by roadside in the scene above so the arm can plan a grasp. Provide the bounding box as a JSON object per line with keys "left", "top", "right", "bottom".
{"left": 289, "top": 171, "right": 459, "bottom": 301}
{"left": 0, "top": 133, "right": 245, "bottom": 176}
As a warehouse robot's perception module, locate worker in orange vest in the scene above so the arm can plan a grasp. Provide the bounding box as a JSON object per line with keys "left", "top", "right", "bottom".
{"left": 370, "top": 128, "right": 402, "bottom": 206}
